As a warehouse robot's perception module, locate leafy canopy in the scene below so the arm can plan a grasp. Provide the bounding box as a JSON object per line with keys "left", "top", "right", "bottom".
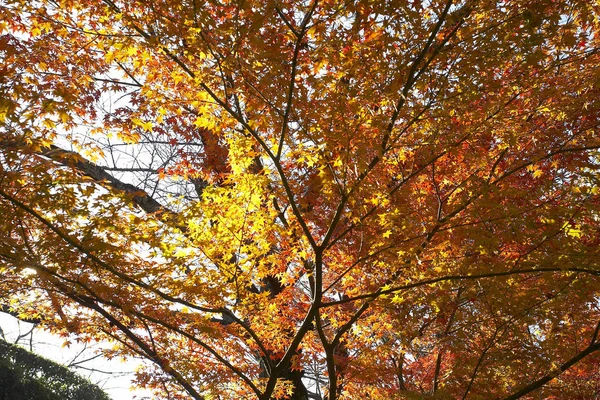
{"left": 1, "top": 0, "right": 600, "bottom": 399}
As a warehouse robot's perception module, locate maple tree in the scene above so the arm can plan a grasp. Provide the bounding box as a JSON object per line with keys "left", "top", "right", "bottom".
{"left": 1, "top": 0, "right": 600, "bottom": 398}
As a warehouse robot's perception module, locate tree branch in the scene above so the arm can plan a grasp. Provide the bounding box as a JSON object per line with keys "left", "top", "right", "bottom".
{"left": 500, "top": 337, "right": 600, "bottom": 400}
{"left": 321, "top": 267, "right": 600, "bottom": 307}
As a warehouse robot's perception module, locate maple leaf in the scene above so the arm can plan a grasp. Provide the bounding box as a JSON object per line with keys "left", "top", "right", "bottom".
{"left": 1, "top": 1, "right": 600, "bottom": 400}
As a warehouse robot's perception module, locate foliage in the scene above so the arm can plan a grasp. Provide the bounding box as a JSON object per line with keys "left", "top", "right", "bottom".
{"left": 0, "top": 339, "right": 111, "bottom": 400}
{"left": 1, "top": 0, "right": 600, "bottom": 399}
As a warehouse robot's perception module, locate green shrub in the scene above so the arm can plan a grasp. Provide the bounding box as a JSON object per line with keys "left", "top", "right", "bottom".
{"left": 0, "top": 339, "right": 111, "bottom": 400}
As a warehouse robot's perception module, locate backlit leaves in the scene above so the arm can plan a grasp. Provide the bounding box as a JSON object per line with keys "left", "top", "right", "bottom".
{"left": 1, "top": 0, "right": 600, "bottom": 399}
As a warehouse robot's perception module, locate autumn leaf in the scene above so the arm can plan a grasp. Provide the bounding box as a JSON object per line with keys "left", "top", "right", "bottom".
{"left": 1, "top": 1, "right": 599, "bottom": 400}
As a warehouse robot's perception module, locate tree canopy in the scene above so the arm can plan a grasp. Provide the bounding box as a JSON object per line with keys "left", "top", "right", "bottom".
{"left": 1, "top": 0, "right": 600, "bottom": 399}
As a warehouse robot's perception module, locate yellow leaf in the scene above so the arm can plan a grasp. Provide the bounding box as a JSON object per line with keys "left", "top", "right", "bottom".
{"left": 132, "top": 118, "right": 153, "bottom": 132}
{"left": 171, "top": 71, "right": 184, "bottom": 84}
{"left": 193, "top": 116, "right": 214, "bottom": 130}
{"left": 59, "top": 111, "right": 70, "bottom": 123}
{"left": 104, "top": 51, "right": 116, "bottom": 63}
{"left": 42, "top": 119, "right": 56, "bottom": 129}
{"left": 174, "top": 248, "right": 193, "bottom": 258}
{"left": 391, "top": 294, "right": 404, "bottom": 304}
{"left": 567, "top": 228, "right": 582, "bottom": 238}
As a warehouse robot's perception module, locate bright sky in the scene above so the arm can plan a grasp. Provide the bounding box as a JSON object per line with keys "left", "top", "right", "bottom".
{"left": 0, "top": 312, "right": 154, "bottom": 400}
